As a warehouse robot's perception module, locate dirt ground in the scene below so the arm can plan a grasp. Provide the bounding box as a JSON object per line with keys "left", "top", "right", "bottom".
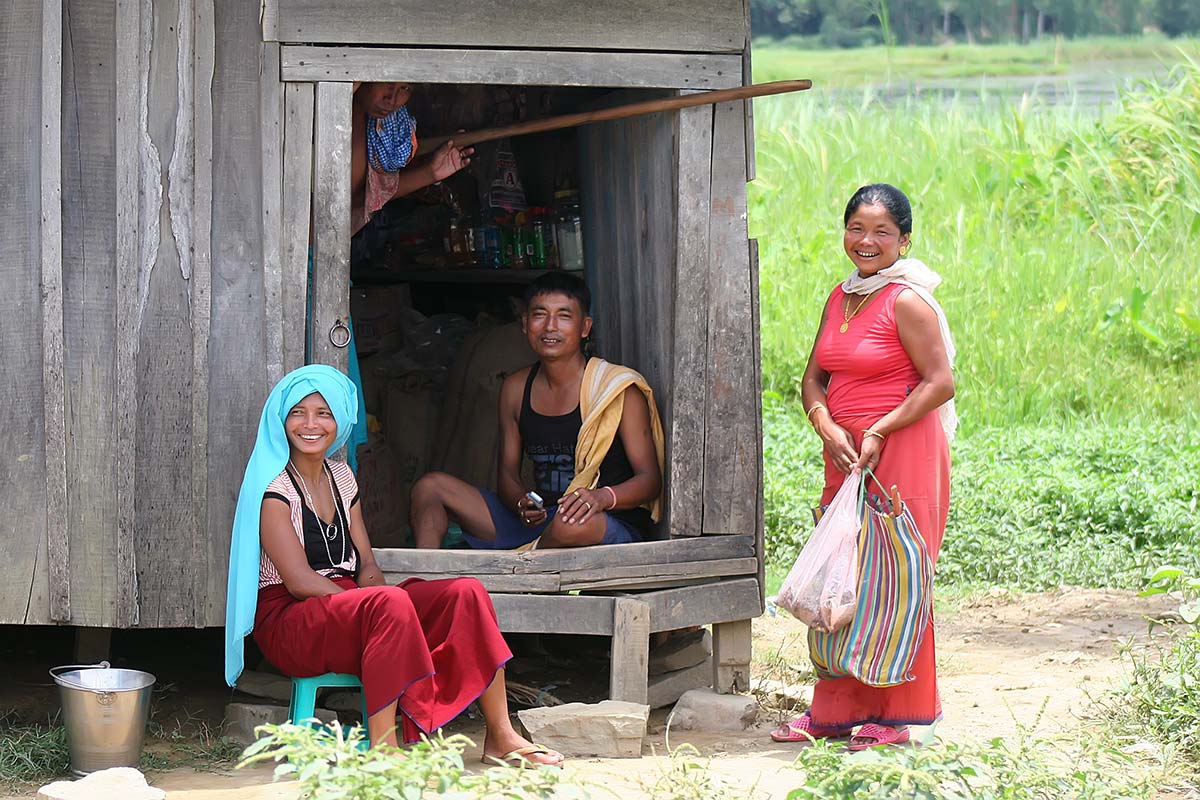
{"left": 1, "top": 588, "right": 1176, "bottom": 799}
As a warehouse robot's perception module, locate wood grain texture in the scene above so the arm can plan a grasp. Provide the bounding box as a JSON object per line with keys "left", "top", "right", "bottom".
{"left": 206, "top": 0, "right": 270, "bottom": 625}
{"left": 281, "top": 82, "right": 313, "bottom": 372}
{"left": 115, "top": 0, "right": 141, "bottom": 626}
{"left": 260, "top": 42, "right": 285, "bottom": 386}
{"left": 701, "top": 101, "right": 757, "bottom": 538}
{"left": 741, "top": 0, "right": 756, "bottom": 181}
{"left": 61, "top": 0, "right": 119, "bottom": 628}
{"left": 191, "top": 0, "right": 215, "bottom": 627}
{"left": 711, "top": 618, "right": 752, "bottom": 693}
{"left": 609, "top": 597, "right": 650, "bottom": 704}
{"left": 41, "top": 0, "right": 68, "bottom": 622}
{"left": 0, "top": 0, "right": 51, "bottom": 625}
{"left": 310, "top": 81, "right": 351, "bottom": 371}
{"left": 639, "top": 577, "right": 761, "bottom": 633}
{"left": 134, "top": 0, "right": 199, "bottom": 628}
{"left": 749, "top": 239, "right": 765, "bottom": 604}
{"left": 281, "top": 47, "right": 743, "bottom": 89}
{"left": 491, "top": 594, "right": 616, "bottom": 635}
{"left": 372, "top": 535, "right": 754, "bottom": 575}
{"left": 266, "top": 0, "right": 746, "bottom": 52}
{"left": 668, "top": 101, "right": 713, "bottom": 538}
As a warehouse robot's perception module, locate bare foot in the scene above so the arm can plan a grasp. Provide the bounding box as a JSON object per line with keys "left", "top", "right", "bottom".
{"left": 483, "top": 726, "right": 564, "bottom": 767}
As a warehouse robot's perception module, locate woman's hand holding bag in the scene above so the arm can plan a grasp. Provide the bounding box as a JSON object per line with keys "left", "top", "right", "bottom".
{"left": 776, "top": 471, "right": 861, "bottom": 633}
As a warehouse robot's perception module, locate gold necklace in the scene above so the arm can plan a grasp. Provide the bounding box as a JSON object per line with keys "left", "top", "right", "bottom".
{"left": 840, "top": 292, "right": 874, "bottom": 333}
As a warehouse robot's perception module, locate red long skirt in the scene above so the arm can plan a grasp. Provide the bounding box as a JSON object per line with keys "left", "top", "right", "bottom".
{"left": 807, "top": 411, "right": 949, "bottom": 729}
{"left": 254, "top": 576, "right": 512, "bottom": 743}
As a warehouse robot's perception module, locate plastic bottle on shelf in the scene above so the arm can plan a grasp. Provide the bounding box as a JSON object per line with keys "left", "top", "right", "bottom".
{"left": 529, "top": 208, "right": 554, "bottom": 269}
{"left": 554, "top": 191, "right": 584, "bottom": 272}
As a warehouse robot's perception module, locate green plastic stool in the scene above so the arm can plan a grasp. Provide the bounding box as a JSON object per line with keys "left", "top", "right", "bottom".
{"left": 289, "top": 672, "right": 371, "bottom": 749}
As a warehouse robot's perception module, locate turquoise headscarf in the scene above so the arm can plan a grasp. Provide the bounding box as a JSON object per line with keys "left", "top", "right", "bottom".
{"left": 224, "top": 365, "right": 359, "bottom": 687}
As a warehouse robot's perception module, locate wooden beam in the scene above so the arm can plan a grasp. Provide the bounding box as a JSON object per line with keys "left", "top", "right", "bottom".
{"left": 712, "top": 618, "right": 752, "bottom": 694}
{"left": 191, "top": 0, "right": 215, "bottom": 628}
{"left": 559, "top": 557, "right": 759, "bottom": 592}
{"left": 668, "top": 101, "right": 713, "bottom": 537}
{"left": 491, "top": 594, "right": 615, "bottom": 635}
{"left": 640, "top": 578, "right": 761, "bottom": 633}
{"left": 41, "top": 0, "right": 68, "bottom": 623}
{"left": 260, "top": 43, "right": 285, "bottom": 385}
{"left": 371, "top": 535, "right": 755, "bottom": 575}
{"left": 114, "top": 0, "right": 140, "bottom": 626}
{"left": 609, "top": 598, "right": 650, "bottom": 704}
{"left": 281, "top": 82, "right": 313, "bottom": 371}
{"left": 267, "top": 0, "right": 746, "bottom": 52}
{"left": 383, "top": 572, "right": 561, "bottom": 594}
{"left": 741, "top": 0, "right": 756, "bottom": 181}
{"left": 750, "top": 238, "right": 765, "bottom": 601}
{"left": 310, "top": 82, "right": 352, "bottom": 371}
{"left": 280, "top": 47, "right": 743, "bottom": 90}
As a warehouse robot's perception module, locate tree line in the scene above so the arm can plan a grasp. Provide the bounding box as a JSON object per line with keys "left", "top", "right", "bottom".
{"left": 751, "top": 0, "right": 1199, "bottom": 46}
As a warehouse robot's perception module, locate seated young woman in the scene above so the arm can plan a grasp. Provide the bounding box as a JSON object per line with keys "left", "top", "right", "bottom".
{"left": 224, "top": 364, "right": 562, "bottom": 766}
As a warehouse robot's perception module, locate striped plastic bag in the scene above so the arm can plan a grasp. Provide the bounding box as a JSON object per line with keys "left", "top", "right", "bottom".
{"left": 807, "top": 469, "right": 934, "bottom": 687}
{"left": 776, "top": 472, "right": 861, "bottom": 633}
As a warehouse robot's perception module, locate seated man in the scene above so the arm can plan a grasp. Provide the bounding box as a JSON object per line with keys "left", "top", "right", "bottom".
{"left": 410, "top": 272, "right": 664, "bottom": 549}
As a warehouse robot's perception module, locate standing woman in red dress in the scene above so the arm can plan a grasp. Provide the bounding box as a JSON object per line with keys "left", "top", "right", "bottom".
{"left": 225, "top": 365, "right": 562, "bottom": 766}
{"left": 773, "top": 183, "right": 957, "bottom": 749}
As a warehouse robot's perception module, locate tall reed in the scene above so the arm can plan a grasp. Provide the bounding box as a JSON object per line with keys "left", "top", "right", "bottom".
{"left": 750, "top": 59, "right": 1200, "bottom": 431}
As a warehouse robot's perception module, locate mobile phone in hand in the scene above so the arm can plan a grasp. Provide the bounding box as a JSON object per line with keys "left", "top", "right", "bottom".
{"left": 526, "top": 491, "right": 545, "bottom": 510}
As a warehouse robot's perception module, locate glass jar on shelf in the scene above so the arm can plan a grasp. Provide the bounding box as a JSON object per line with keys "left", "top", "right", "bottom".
{"left": 553, "top": 191, "right": 584, "bottom": 272}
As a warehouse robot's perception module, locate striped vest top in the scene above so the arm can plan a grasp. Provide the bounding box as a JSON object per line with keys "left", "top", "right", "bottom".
{"left": 258, "top": 460, "right": 360, "bottom": 589}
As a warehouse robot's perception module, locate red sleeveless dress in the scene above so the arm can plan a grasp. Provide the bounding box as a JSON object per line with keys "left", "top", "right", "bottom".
{"left": 808, "top": 282, "right": 950, "bottom": 728}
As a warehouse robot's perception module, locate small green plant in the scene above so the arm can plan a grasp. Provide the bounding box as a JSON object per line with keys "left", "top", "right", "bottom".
{"left": 0, "top": 717, "right": 69, "bottom": 786}
{"left": 639, "top": 743, "right": 765, "bottom": 800}
{"left": 239, "top": 721, "right": 580, "bottom": 800}
{"left": 784, "top": 723, "right": 1158, "bottom": 799}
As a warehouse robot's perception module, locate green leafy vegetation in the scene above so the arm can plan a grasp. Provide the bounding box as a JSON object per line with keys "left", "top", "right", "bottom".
{"left": 239, "top": 723, "right": 576, "bottom": 799}
{"left": 0, "top": 717, "right": 69, "bottom": 786}
{"left": 784, "top": 720, "right": 1163, "bottom": 799}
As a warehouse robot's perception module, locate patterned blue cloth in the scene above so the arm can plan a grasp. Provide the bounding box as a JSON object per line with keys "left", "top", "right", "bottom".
{"left": 224, "top": 365, "right": 359, "bottom": 687}
{"left": 366, "top": 105, "right": 417, "bottom": 173}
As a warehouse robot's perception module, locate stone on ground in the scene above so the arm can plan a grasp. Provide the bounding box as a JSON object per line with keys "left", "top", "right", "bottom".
{"left": 670, "top": 688, "right": 758, "bottom": 731}
{"left": 649, "top": 629, "right": 712, "bottom": 676}
{"left": 223, "top": 702, "right": 337, "bottom": 746}
{"left": 517, "top": 700, "right": 648, "bottom": 758}
{"left": 233, "top": 670, "right": 293, "bottom": 703}
{"left": 38, "top": 767, "right": 165, "bottom": 800}
{"left": 323, "top": 689, "right": 367, "bottom": 712}
{"left": 647, "top": 656, "right": 713, "bottom": 708}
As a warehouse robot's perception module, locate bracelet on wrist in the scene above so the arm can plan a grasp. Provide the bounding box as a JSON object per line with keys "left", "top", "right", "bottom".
{"left": 602, "top": 485, "right": 618, "bottom": 510}
{"left": 806, "top": 403, "right": 826, "bottom": 421}
{"left": 863, "top": 428, "right": 886, "bottom": 441}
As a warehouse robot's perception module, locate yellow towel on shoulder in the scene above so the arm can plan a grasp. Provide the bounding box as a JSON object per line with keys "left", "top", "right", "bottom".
{"left": 562, "top": 358, "right": 665, "bottom": 522}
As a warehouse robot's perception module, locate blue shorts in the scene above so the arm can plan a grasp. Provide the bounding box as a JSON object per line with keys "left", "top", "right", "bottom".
{"left": 461, "top": 489, "right": 641, "bottom": 550}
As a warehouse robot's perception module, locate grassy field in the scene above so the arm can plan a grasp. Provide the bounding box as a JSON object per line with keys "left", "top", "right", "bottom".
{"left": 752, "top": 36, "right": 1200, "bottom": 86}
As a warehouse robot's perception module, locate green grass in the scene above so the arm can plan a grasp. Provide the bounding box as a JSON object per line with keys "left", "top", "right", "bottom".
{"left": 763, "top": 403, "right": 1200, "bottom": 590}
{"left": 752, "top": 36, "right": 1200, "bottom": 86}
{"left": 750, "top": 57, "right": 1200, "bottom": 432}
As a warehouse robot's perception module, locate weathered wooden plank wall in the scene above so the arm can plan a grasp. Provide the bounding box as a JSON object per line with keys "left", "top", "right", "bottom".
{"left": 264, "top": 0, "right": 746, "bottom": 52}
{"left": 702, "top": 101, "right": 759, "bottom": 537}
{"left": 0, "top": 0, "right": 51, "bottom": 625}
{"left": 578, "top": 93, "right": 676, "bottom": 536}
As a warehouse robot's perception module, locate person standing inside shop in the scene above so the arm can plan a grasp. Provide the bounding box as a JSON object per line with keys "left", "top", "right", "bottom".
{"left": 409, "top": 272, "right": 665, "bottom": 550}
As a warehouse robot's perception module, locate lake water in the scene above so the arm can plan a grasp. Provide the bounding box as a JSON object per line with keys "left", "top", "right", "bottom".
{"left": 829, "top": 59, "right": 1175, "bottom": 110}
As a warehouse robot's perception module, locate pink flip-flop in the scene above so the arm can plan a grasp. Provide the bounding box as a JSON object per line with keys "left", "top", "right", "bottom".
{"left": 769, "top": 712, "right": 854, "bottom": 743}
{"left": 848, "top": 723, "right": 911, "bottom": 751}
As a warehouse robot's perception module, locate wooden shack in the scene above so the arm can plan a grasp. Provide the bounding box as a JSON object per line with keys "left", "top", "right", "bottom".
{"left": 3, "top": 0, "right": 764, "bottom": 703}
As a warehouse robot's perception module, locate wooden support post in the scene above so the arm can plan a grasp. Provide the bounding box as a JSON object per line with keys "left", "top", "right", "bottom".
{"left": 609, "top": 597, "right": 650, "bottom": 704}
{"left": 711, "top": 619, "right": 752, "bottom": 694}
{"left": 310, "top": 81, "right": 352, "bottom": 372}
{"left": 281, "top": 82, "right": 314, "bottom": 370}
{"left": 73, "top": 627, "right": 112, "bottom": 663}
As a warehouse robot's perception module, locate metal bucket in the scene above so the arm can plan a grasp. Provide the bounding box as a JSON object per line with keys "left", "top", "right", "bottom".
{"left": 50, "top": 661, "right": 156, "bottom": 776}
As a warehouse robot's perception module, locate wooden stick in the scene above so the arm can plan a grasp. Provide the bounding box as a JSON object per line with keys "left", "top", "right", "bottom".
{"left": 421, "top": 79, "right": 812, "bottom": 152}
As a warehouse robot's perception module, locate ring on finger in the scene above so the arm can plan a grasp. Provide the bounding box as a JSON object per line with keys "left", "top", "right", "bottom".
{"left": 583, "top": 501, "right": 591, "bottom": 510}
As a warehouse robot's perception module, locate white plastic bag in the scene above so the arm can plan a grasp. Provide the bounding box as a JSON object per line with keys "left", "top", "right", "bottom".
{"left": 776, "top": 471, "right": 861, "bottom": 633}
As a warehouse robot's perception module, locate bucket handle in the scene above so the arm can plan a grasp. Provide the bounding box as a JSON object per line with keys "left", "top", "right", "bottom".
{"left": 49, "top": 661, "right": 111, "bottom": 692}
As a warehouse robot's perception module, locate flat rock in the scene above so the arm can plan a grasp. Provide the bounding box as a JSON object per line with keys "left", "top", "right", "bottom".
{"left": 649, "top": 629, "right": 712, "bottom": 676}
{"left": 223, "top": 702, "right": 337, "bottom": 747}
{"left": 234, "top": 670, "right": 293, "bottom": 703}
{"left": 648, "top": 657, "right": 712, "bottom": 708}
{"left": 38, "top": 767, "right": 165, "bottom": 800}
{"left": 323, "top": 689, "right": 366, "bottom": 713}
{"left": 670, "top": 688, "right": 759, "bottom": 732}
{"left": 517, "top": 700, "right": 648, "bottom": 758}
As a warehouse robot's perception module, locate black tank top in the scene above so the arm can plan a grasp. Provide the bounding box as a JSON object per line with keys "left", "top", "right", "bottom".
{"left": 518, "top": 361, "right": 652, "bottom": 538}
